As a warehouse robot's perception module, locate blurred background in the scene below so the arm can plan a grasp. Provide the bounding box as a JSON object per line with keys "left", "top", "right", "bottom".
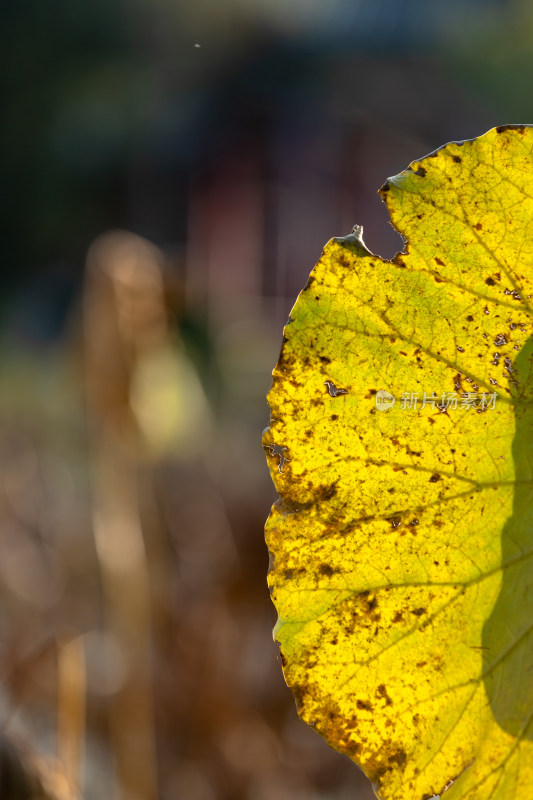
{"left": 0, "top": 0, "right": 531, "bottom": 797}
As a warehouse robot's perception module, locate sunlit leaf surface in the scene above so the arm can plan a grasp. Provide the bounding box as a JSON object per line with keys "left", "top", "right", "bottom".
{"left": 264, "top": 125, "right": 533, "bottom": 800}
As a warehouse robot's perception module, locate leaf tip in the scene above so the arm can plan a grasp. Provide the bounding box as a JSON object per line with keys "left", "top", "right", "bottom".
{"left": 333, "top": 224, "right": 372, "bottom": 254}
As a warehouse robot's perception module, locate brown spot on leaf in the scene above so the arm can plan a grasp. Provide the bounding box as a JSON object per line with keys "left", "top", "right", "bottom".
{"left": 372, "top": 765, "right": 389, "bottom": 780}
{"left": 376, "top": 684, "right": 393, "bottom": 706}
{"left": 283, "top": 568, "right": 294, "bottom": 580}
{"left": 291, "top": 683, "right": 308, "bottom": 711}
{"left": 367, "top": 596, "right": 378, "bottom": 612}
{"left": 323, "top": 483, "right": 337, "bottom": 499}
{"left": 496, "top": 124, "right": 526, "bottom": 133}
{"left": 388, "top": 749, "right": 407, "bottom": 767}
{"left": 319, "top": 563, "right": 338, "bottom": 577}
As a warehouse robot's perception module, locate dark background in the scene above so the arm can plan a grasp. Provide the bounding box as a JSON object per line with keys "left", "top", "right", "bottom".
{"left": 0, "top": 1, "right": 530, "bottom": 798}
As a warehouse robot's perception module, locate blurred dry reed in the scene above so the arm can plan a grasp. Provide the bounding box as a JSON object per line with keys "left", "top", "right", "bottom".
{"left": 84, "top": 231, "right": 167, "bottom": 800}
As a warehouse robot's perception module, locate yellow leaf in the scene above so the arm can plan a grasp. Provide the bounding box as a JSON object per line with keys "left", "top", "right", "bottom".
{"left": 264, "top": 125, "right": 533, "bottom": 800}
